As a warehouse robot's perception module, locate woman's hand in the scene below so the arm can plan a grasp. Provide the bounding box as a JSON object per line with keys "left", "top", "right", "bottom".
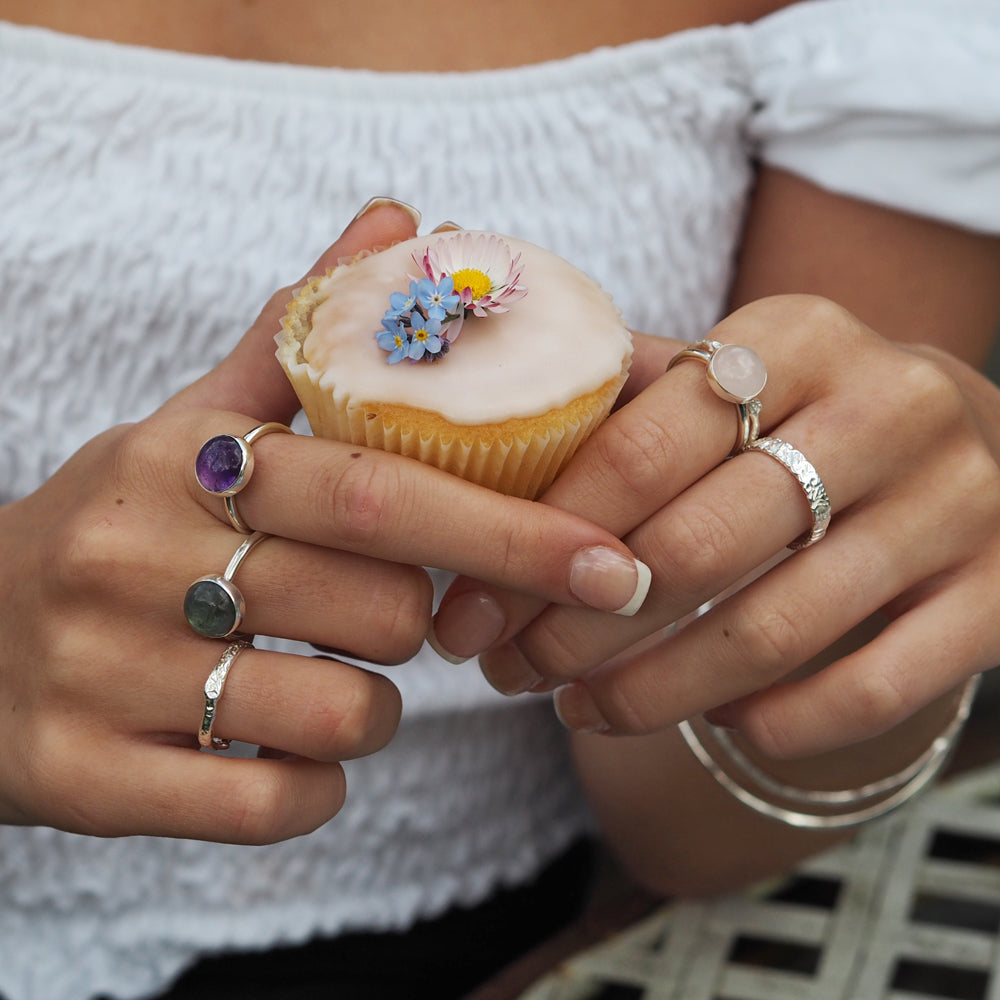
{"left": 0, "top": 202, "right": 648, "bottom": 843}
{"left": 433, "top": 294, "right": 1000, "bottom": 759}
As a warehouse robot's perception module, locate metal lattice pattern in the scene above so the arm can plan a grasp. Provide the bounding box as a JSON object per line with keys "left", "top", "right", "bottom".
{"left": 519, "top": 764, "right": 1000, "bottom": 1000}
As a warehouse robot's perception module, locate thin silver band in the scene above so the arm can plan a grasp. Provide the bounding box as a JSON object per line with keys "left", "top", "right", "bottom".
{"left": 183, "top": 530, "right": 270, "bottom": 639}
{"left": 222, "top": 529, "right": 269, "bottom": 582}
{"left": 224, "top": 422, "right": 294, "bottom": 533}
{"left": 677, "top": 675, "right": 980, "bottom": 829}
{"left": 747, "top": 436, "right": 831, "bottom": 549}
{"left": 199, "top": 637, "right": 254, "bottom": 750}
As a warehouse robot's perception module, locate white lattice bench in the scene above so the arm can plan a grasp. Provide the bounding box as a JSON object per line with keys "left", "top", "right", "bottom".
{"left": 517, "top": 762, "right": 1000, "bottom": 1000}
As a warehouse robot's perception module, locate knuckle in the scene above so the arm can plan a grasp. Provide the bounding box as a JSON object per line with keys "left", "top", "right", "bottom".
{"left": 48, "top": 512, "right": 118, "bottom": 598}
{"left": 897, "top": 354, "right": 967, "bottom": 431}
{"left": 522, "top": 616, "right": 594, "bottom": 681}
{"left": 311, "top": 458, "right": 399, "bottom": 550}
{"left": 222, "top": 770, "right": 290, "bottom": 844}
{"left": 598, "top": 672, "right": 661, "bottom": 734}
{"left": 756, "top": 294, "right": 865, "bottom": 361}
{"left": 737, "top": 712, "right": 793, "bottom": 761}
{"left": 941, "top": 441, "right": 1000, "bottom": 530}
{"left": 651, "top": 500, "right": 744, "bottom": 599}
{"left": 301, "top": 682, "right": 365, "bottom": 755}
{"left": 538, "top": 628, "right": 583, "bottom": 680}
{"left": 850, "top": 664, "right": 912, "bottom": 735}
{"left": 724, "top": 598, "right": 809, "bottom": 681}
{"left": 791, "top": 295, "right": 864, "bottom": 348}
{"left": 369, "top": 571, "right": 434, "bottom": 664}
{"left": 301, "top": 671, "right": 400, "bottom": 761}
{"left": 111, "top": 420, "right": 176, "bottom": 498}
{"left": 587, "top": 409, "right": 675, "bottom": 502}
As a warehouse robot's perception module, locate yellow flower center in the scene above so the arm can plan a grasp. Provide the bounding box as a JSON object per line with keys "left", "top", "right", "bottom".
{"left": 450, "top": 267, "right": 492, "bottom": 301}
{"left": 414, "top": 328, "right": 428, "bottom": 341}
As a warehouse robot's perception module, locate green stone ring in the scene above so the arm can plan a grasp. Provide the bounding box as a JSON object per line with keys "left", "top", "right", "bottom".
{"left": 184, "top": 530, "right": 269, "bottom": 638}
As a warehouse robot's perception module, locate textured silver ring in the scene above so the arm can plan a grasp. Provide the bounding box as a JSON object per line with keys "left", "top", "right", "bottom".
{"left": 666, "top": 340, "right": 767, "bottom": 455}
{"left": 199, "top": 637, "right": 254, "bottom": 750}
{"left": 194, "top": 422, "right": 293, "bottom": 533}
{"left": 747, "top": 436, "right": 832, "bottom": 549}
{"left": 183, "top": 530, "right": 269, "bottom": 638}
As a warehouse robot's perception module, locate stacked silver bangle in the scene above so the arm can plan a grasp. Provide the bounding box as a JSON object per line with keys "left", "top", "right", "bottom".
{"left": 678, "top": 674, "right": 980, "bottom": 829}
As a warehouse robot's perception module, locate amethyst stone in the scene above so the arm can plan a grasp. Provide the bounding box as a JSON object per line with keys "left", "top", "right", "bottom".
{"left": 195, "top": 435, "right": 249, "bottom": 495}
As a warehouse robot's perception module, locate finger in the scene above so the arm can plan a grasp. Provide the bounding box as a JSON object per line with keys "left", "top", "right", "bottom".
{"left": 165, "top": 199, "right": 421, "bottom": 420}
{"left": 476, "top": 308, "right": 983, "bottom": 687}
{"left": 433, "top": 297, "right": 851, "bottom": 662}
{"left": 177, "top": 531, "right": 434, "bottom": 664}
{"left": 170, "top": 645, "right": 403, "bottom": 764}
{"left": 66, "top": 739, "right": 348, "bottom": 843}
{"left": 478, "top": 425, "right": 837, "bottom": 688}
{"left": 79, "top": 632, "right": 402, "bottom": 764}
{"left": 615, "top": 332, "right": 685, "bottom": 407}
{"left": 176, "top": 412, "right": 650, "bottom": 615}
{"left": 536, "top": 295, "right": 846, "bottom": 533}
{"left": 715, "top": 562, "right": 1000, "bottom": 759}
{"left": 431, "top": 365, "right": 740, "bottom": 660}
{"left": 547, "top": 483, "right": 986, "bottom": 737}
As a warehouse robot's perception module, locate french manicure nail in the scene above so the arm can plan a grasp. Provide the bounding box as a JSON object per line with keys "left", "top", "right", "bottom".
{"left": 430, "top": 220, "right": 463, "bottom": 233}
{"left": 351, "top": 196, "right": 422, "bottom": 229}
{"left": 569, "top": 546, "right": 652, "bottom": 616}
{"left": 553, "top": 682, "right": 611, "bottom": 734}
{"left": 427, "top": 591, "right": 506, "bottom": 665}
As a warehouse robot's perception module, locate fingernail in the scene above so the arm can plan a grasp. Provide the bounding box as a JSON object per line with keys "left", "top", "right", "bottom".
{"left": 569, "top": 547, "right": 652, "bottom": 616}
{"left": 430, "top": 220, "right": 463, "bottom": 233}
{"left": 351, "top": 196, "right": 422, "bottom": 230}
{"left": 479, "top": 642, "right": 545, "bottom": 696}
{"left": 553, "top": 682, "right": 610, "bottom": 734}
{"left": 427, "top": 591, "right": 506, "bottom": 665}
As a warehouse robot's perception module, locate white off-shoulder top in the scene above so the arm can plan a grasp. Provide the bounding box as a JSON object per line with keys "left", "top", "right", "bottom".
{"left": 0, "top": 2, "right": 998, "bottom": 997}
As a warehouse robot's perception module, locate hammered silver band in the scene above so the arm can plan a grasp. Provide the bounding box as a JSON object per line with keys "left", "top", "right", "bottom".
{"left": 183, "top": 530, "right": 270, "bottom": 639}
{"left": 199, "top": 637, "right": 254, "bottom": 750}
{"left": 747, "top": 436, "right": 831, "bottom": 550}
{"left": 666, "top": 340, "right": 767, "bottom": 456}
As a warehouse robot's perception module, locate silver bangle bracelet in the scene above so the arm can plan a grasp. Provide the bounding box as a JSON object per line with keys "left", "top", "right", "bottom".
{"left": 677, "top": 674, "right": 980, "bottom": 830}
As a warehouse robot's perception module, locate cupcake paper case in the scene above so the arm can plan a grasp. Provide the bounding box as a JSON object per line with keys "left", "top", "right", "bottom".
{"left": 276, "top": 229, "right": 632, "bottom": 499}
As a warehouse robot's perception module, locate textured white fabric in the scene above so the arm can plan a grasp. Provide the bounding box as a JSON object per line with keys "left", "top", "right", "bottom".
{"left": 0, "top": 2, "right": 998, "bottom": 998}
{"left": 748, "top": 0, "right": 1000, "bottom": 234}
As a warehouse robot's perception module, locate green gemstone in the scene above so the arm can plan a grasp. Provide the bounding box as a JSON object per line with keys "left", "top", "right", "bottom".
{"left": 184, "top": 579, "right": 238, "bottom": 638}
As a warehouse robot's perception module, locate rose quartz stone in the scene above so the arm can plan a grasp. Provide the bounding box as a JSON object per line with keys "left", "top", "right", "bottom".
{"left": 708, "top": 344, "right": 767, "bottom": 402}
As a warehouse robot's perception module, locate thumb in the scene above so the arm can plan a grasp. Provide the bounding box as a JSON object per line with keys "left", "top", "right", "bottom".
{"left": 615, "top": 331, "right": 685, "bottom": 408}
{"left": 165, "top": 197, "right": 421, "bottom": 420}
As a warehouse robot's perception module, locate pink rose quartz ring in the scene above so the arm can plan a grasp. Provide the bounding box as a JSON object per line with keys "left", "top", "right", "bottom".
{"left": 195, "top": 422, "right": 293, "bottom": 532}
{"left": 666, "top": 340, "right": 767, "bottom": 455}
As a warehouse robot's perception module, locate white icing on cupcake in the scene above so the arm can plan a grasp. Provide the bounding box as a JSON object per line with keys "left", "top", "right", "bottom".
{"left": 301, "top": 231, "right": 631, "bottom": 425}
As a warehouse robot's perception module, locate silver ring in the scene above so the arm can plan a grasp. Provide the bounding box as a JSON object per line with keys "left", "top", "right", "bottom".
{"left": 666, "top": 340, "right": 767, "bottom": 455}
{"left": 199, "top": 637, "right": 254, "bottom": 750}
{"left": 194, "top": 422, "right": 293, "bottom": 533}
{"left": 183, "top": 530, "right": 269, "bottom": 638}
{"left": 747, "top": 436, "right": 831, "bottom": 549}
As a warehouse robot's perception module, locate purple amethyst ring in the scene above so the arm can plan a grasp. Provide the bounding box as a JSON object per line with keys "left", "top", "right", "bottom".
{"left": 666, "top": 340, "right": 767, "bottom": 456}
{"left": 195, "top": 422, "right": 293, "bottom": 533}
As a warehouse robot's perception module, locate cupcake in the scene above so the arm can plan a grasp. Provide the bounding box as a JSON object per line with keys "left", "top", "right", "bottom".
{"left": 276, "top": 229, "right": 632, "bottom": 499}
